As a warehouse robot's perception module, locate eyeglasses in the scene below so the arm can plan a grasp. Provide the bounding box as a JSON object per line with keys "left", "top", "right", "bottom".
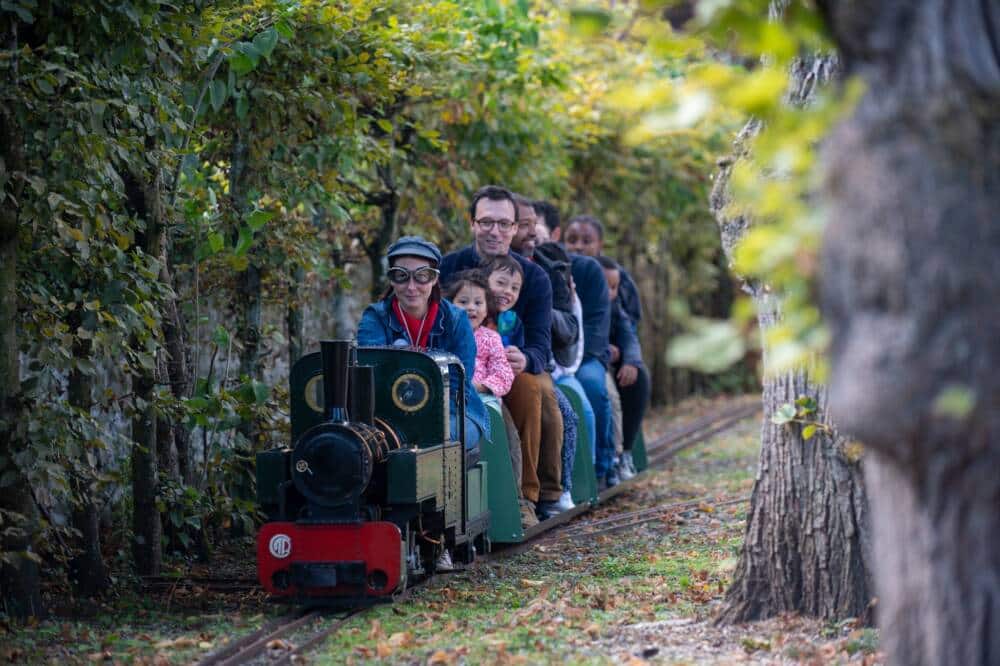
{"left": 475, "top": 218, "right": 516, "bottom": 232}
{"left": 387, "top": 266, "right": 440, "bottom": 285}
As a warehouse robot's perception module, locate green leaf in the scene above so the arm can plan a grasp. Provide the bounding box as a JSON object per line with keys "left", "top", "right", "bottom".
{"left": 569, "top": 8, "right": 612, "bottom": 38}
{"left": 376, "top": 118, "right": 393, "bottom": 134}
{"left": 211, "top": 325, "right": 230, "bottom": 348}
{"left": 230, "top": 53, "right": 255, "bottom": 76}
{"left": 209, "top": 79, "right": 227, "bottom": 112}
{"left": 252, "top": 27, "right": 279, "bottom": 57}
{"left": 665, "top": 319, "right": 745, "bottom": 374}
{"left": 36, "top": 78, "right": 54, "bottom": 95}
{"left": 252, "top": 381, "right": 269, "bottom": 405}
{"left": 208, "top": 231, "right": 224, "bottom": 253}
{"left": 275, "top": 19, "right": 294, "bottom": 39}
{"left": 247, "top": 209, "right": 275, "bottom": 230}
{"left": 235, "top": 94, "right": 249, "bottom": 120}
{"left": 932, "top": 384, "right": 976, "bottom": 419}
{"left": 770, "top": 403, "right": 797, "bottom": 425}
{"left": 802, "top": 424, "right": 817, "bottom": 440}
{"left": 234, "top": 227, "right": 254, "bottom": 256}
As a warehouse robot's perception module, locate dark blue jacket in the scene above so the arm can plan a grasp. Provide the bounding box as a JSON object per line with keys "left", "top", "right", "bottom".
{"left": 609, "top": 300, "right": 644, "bottom": 368}
{"left": 569, "top": 254, "right": 611, "bottom": 367}
{"left": 440, "top": 246, "right": 552, "bottom": 375}
{"left": 618, "top": 268, "right": 642, "bottom": 325}
{"left": 356, "top": 296, "right": 489, "bottom": 440}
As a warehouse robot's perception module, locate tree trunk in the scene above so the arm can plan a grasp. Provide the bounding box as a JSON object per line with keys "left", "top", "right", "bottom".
{"left": 710, "top": 53, "right": 872, "bottom": 624}
{"left": 287, "top": 263, "right": 304, "bottom": 366}
{"left": 67, "top": 335, "right": 109, "bottom": 597}
{"left": 0, "top": 17, "right": 43, "bottom": 620}
{"left": 161, "top": 276, "right": 191, "bottom": 484}
{"left": 128, "top": 173, "right": 163, "bottom": 577}
{"left": 819, "top": 1, "right": 1000, "bottom": 662}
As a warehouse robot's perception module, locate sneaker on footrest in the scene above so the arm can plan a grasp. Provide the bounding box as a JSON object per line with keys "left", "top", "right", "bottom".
{"left": 618, "top": 453, "right": 635, "bottom": 481}
{"left": 556, "top": 490, "right": 575, "bottom": 511}
{"left": 535, "top": 499, "right": 564, "bottom": 521}
{"left": 520, "top": 500, "right": 539, "bottom": 529}
{"left": 435, "top": 549, "right": 456, "bottom": 572}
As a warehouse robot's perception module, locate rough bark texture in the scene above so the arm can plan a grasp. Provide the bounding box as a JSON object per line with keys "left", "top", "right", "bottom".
{"left": 0, "top": 17, "right": 44, "bottom": 619}
{"left": 67, "top": 336, "right": 109, "bottom": 597}
{"left": 819, "top": 1, "right": 1000, "bottom": 663}
{"left": 710, "top": 53, "right": 872, "bottom": 623}
{"left": 287, "top": 263, "right": 305, "bottom": 367}
{"left": 128, "top": 174, "right": 163, "bottom": 576}
{"left": 161, "top": 270, "right": 191, "bottom": 484}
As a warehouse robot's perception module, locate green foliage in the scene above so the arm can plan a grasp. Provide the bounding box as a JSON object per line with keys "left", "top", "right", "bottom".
{"left": 2, "top": 0, "right": 747, "bottom": 580}
{"left": 770, "top": 394, "right": 829, "bottom": 440}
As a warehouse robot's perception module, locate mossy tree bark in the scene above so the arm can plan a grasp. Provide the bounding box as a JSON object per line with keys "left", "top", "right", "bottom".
{"left": 124, "top": 169, "right": 164, "bottom": 577}
{"left": 710, "top": 53, "right": 873, "bottom": 624}
{"left": 0, "top": 17, "right": 43, "bottom": 620}
{"left": 820, "top": 1, "right": 1000, "bottom": 662}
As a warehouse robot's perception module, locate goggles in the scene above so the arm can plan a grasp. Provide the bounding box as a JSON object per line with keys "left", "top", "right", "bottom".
{"left": 387, "top": 266, "right": 440, "bottom": 285}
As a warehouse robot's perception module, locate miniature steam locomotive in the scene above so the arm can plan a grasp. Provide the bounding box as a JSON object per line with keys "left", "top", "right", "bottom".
{"left": 255, "top": 339, "right": 646, "bottom": 606}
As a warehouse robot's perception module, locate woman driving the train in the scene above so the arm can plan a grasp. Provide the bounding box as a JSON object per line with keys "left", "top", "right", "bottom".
{"left": 356, "top": 236, "right": 488, "bottom": 451}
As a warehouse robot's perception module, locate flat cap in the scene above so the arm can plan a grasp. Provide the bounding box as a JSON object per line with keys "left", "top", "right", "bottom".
{"left": 385, "top": 235, "right": 442, "bottom": 264}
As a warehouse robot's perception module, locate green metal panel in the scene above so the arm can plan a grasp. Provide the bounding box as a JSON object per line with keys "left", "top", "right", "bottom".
{"left": 289, "top": 352, "right": 325, "bottom": 444}
{"left": 558, "top": 384, "right": 599, "bottom": 505}
{"left": 357, "top": 348, "right": 448, "bottom": 447}
{"left": 386, "top": 446, "right": 444, "bottom": 505}
{"left": 290, "top": 348, "right": 453, "bottom": 448}
{"left": 443, "top": 443, "right": 462, "bottom": 528}
{"left": 482, "top": 406, "right": 524, "bottom": 543}
{"left": 256, "top": 447, "right": 290, "bottom": 507}
{"left": 632, "top": 430, "right": 648, "bottom": 473}
{"left": 465, "top": 463, "right": 487, "bottom": 519}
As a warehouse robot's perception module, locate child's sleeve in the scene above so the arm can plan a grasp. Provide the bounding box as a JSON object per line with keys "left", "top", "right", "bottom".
{"left": 479, "top": 328, "right": 515, "bottom": 397}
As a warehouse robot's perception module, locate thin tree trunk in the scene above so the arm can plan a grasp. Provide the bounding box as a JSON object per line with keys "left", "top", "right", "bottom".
{"left": 0, "top": 17, "right": 43, "bottom": 619}
{"left": 710, "top": 53, "right": 872, "bottom": 624}
{"left": 820, "top": 1, "right": 1000, "bottom": 662}
{"left": 287, "top": 263, "right": 304, "bottom": 366}
{"left": 127, "top": 172, "right": 163, "bottom": 576}
{"left": 162, "top": 279, "right": 191, "bottom": 484}
{"left": 67, "top": 334, "right": 109, "bottom": 597}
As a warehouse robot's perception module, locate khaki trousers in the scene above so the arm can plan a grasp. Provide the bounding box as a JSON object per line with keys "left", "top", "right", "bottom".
{"left": 505, "top": 371, "right": 563, "bottom": 503}
{"left": 606, "top": 371, "right": 623, "bottom": 456}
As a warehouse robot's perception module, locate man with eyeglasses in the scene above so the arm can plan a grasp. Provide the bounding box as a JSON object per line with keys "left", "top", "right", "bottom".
{"left": 440, "top": 185, "right": 562, "bottom": 525}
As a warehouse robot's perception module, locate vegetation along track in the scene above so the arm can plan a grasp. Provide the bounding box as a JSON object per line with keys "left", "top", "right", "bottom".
{"left": 195, "top": 398, "right": 760, "bottom": 663}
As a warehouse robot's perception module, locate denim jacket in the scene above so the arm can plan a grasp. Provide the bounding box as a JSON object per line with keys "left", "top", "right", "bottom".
{"left": 356, "top": 296, "right": 489, "bottom": 442}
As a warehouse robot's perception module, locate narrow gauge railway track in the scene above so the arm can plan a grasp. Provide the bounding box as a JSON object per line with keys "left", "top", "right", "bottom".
{"left": 196, "top": 608, "right": 364, "bottom": 666}
{"left": 486, "top": 398, "right": 759, "bottom": 555}
{"left": 193, "top": 399, "right": 760, "bottom": 664}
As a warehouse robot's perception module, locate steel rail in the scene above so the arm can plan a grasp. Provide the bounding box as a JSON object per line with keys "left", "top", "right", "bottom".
{"left": 196, "top": 609, "right": 323, "bottom": 666}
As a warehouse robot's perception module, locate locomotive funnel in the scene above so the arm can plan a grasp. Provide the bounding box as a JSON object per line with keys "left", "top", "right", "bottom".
{"left": 321, "top": 339, "right": 352, "bottom": 422}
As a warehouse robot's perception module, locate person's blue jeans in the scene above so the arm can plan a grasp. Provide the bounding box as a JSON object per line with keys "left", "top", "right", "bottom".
{"left": 556, "top": 375, "right": 596, "bottom": 466}
{"left": 451, "top": 411, "right": 484, "bottom": 451}
{"left": 574, "top": 358, "right": 615, "bottom": 479}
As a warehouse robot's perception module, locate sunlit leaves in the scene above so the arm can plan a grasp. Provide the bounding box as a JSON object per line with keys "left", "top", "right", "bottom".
{"left": 569, "top": 7, "right": 613, "bottom": 37}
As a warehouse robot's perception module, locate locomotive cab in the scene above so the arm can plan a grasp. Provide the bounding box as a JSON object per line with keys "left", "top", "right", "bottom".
{"left": 256, "top": 340, "right": 490, "bottom": 606}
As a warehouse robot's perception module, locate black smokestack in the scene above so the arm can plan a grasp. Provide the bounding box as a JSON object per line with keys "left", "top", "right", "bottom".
{"left": 349, "top": 365, "right": 375, "bottom": 426}
{"left": 321, "top": 340, "right": 351, "bottom": 422}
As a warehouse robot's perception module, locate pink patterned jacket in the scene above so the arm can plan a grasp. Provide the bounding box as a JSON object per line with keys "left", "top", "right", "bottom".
{"left": 473, "top": 326, "right": 514, "bottom": 398}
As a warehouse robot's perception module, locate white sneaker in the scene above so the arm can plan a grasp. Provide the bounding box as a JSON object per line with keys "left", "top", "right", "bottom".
{"left": 624, "top": 451, "right": 638, "bottom": 475}
{"left": 435, "top": 549, "right": 456, "bottom": 572}
{"left": 618, "top": 453, "right": 636, "bottom": 480}
{"left": 556, "top": 490, "right": 575, "bottom": 511}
